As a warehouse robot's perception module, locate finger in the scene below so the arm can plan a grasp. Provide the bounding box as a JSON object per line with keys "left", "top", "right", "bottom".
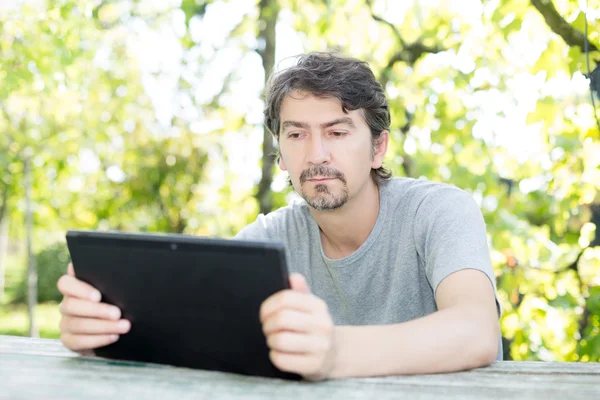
{"left": 289, "top": 273, "right": 310, "bottom": 294}
{"left": 57, "top": 274, "right": 102, "bottom": 302}
{"left": 77, "top": 349, "right": 96, "bottom": 357}
{"left": 262, "top": 309, "right": 322, "bottom": 335}
{"left": 270, "top": 350, "right": 322, "bottom": 377}
{"left": 61, "top": 332, "right": 120, "bottom": 352}
{"left": 67, "top": 263, "right": 74, "bottom": 276}
{"left": 267, "top": 331, "right": 330, "bottom": 354}
{"left": 60, "top": 297, "right": 121, "bottom": 321}
{"left": 260, "top": 291, "right": 327, "bottom": 323}
{"left": 60, "top": 316, "right": 131, "bottom": 335}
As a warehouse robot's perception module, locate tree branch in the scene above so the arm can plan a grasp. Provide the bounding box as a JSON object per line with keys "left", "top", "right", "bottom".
{"left": 530, "top": 0, "right": 598, "bottom": 52}
{"left": 366, "top": 1, "right": 438, "bottom": 179}
{"left": 366, "top": 0, "right": 405, "bottom": 48}
{"left": 366, "top": 0, "right": 444, "bottom": 89}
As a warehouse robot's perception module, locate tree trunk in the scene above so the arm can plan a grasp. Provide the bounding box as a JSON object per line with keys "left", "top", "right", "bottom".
{"left": 0, "top": 186, "right": 8, "bottom": 303}
{"left": 255, "top": 0, "right": 279, "bottom": 215}
{"left": 0, "top": 214, "right": 9, "bottom": 303}
{"left": 24, "top": 159, "right": 38, "bottom": 338}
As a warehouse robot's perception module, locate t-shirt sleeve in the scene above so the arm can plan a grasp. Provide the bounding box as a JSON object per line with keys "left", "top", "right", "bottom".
{"left": 413, "top": 186, "right": 501, "bottom": 317}
{"left": 233, "top": 214, "right": 271, "bottom": 241}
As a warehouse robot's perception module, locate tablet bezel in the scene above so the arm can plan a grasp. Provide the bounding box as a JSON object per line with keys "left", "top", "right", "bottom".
{"left": 65, "top": 229, "right": 299, "bottom": 380}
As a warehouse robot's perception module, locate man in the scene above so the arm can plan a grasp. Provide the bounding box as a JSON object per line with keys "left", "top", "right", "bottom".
{"left": 57, "top": 52, "right": 502, "bottom": 381}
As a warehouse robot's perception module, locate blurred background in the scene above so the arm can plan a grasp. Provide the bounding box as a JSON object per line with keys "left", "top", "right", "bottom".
{"left": 0, "top": 0, "right": 599, "bottom": 362}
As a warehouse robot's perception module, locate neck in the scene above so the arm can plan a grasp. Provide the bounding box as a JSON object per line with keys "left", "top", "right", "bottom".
{"left": 309, "top": 179, "right": 381, "bottom": 259}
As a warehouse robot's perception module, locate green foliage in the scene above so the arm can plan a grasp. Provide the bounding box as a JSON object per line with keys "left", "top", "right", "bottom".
{"left": 276, "top": 0, "right": 600, "bottom": 362}
{"left": 1, "top": 0, "right": 599, "bottom": 365}
{"left": 13, "top": 242, "right": 70, "bottom": 304}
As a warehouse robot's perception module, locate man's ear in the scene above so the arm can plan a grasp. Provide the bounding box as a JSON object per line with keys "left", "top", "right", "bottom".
{"left": 278, "top": 152, "right": 287, "bottom": 171}
{"left": 371, "top": 130, "right": 389, "bottom": 169}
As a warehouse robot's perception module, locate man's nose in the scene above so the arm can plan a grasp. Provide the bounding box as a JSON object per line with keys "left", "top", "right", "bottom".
{"left": 307, "top": 135, "right": 331, "bottom": 165}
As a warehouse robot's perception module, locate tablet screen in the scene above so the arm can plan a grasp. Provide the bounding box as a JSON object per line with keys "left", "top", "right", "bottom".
{"left": 66, "top": 230, "right": 299, "bottom": 380}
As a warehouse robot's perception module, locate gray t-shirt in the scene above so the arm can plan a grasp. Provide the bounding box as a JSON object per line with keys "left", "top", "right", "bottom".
{"left": 235, "top": 177, "right": 503, "bottom": 360}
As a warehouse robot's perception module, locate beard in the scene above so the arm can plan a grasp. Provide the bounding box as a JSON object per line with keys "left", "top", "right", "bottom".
{"left": 298, "top": 165, "right": 349, "bottom": 211}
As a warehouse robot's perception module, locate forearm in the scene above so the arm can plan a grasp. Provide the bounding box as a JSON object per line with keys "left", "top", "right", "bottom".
{"left": 330, "top": 305, "right": 499, "bottom": 378}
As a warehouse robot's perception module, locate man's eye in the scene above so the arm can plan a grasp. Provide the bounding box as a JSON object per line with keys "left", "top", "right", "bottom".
{"left": 288, "top": 133, "right": 301, "bottom": 139}
{"left": 331, "top": 131, "right": 346, "bottom": 137}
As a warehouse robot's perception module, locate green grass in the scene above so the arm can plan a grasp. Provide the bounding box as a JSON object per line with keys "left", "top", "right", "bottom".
{"left": 0, "top": 302, "right": 61, "bottom": 339}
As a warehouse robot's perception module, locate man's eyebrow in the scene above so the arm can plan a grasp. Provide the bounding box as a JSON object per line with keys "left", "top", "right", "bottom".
{"left": 281, "top": 120, "right": 310, "bottom": 130}
{"left": 320, "top": 117, "right": 356, "bottom": 129}
{"left": 281, "top": 117, "right": 356, "bottom": 131}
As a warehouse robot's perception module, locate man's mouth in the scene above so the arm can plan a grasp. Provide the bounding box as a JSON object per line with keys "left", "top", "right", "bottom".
{"left": 299, "top": 166, "right": 347, "bottom": 185}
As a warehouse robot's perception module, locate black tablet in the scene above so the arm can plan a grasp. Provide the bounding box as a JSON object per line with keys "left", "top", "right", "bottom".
{"left": 65, "top": 229, "right": 300, "bottom": 380}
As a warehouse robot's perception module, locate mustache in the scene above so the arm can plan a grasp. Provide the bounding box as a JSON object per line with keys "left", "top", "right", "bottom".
{"left": 300, "top": 165, "right": 347, "bottom": 184}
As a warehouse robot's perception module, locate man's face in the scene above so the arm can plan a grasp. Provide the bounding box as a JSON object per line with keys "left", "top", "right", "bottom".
{"left": 278, "top": 90, "right": 386, "bottom": 211}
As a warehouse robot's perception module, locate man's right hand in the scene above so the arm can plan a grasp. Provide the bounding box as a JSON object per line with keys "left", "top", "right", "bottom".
{"left": 57, "top": 263, "right": 131, "bottom": 355}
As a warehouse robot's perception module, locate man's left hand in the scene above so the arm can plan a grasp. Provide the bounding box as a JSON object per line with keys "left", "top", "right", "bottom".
{"left": 259, "top": 273, "right": 337, "bottom": 381}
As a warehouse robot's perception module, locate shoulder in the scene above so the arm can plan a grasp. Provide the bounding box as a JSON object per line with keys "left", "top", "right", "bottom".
{"left": 382, "top": 177, "right": 475, "bottom": 215}
{"left": 234, "top": 197, "right": 313, "bottom": 240}
{"left": 262, "top": 198, "right": 313, "bottom": 234}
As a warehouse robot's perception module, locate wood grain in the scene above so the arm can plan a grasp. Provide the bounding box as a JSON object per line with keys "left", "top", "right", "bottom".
{"left": 1, "top": 335, "right": 599, "bottom": 399}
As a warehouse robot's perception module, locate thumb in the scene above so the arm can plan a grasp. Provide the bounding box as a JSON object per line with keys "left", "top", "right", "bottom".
{"left": 289, "top": 273, "right": 311, "bottom": 294}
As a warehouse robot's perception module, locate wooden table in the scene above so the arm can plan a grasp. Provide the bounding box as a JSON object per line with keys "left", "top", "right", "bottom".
{"left": 1, "top": 335, "right": 599, "bottom": 399}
